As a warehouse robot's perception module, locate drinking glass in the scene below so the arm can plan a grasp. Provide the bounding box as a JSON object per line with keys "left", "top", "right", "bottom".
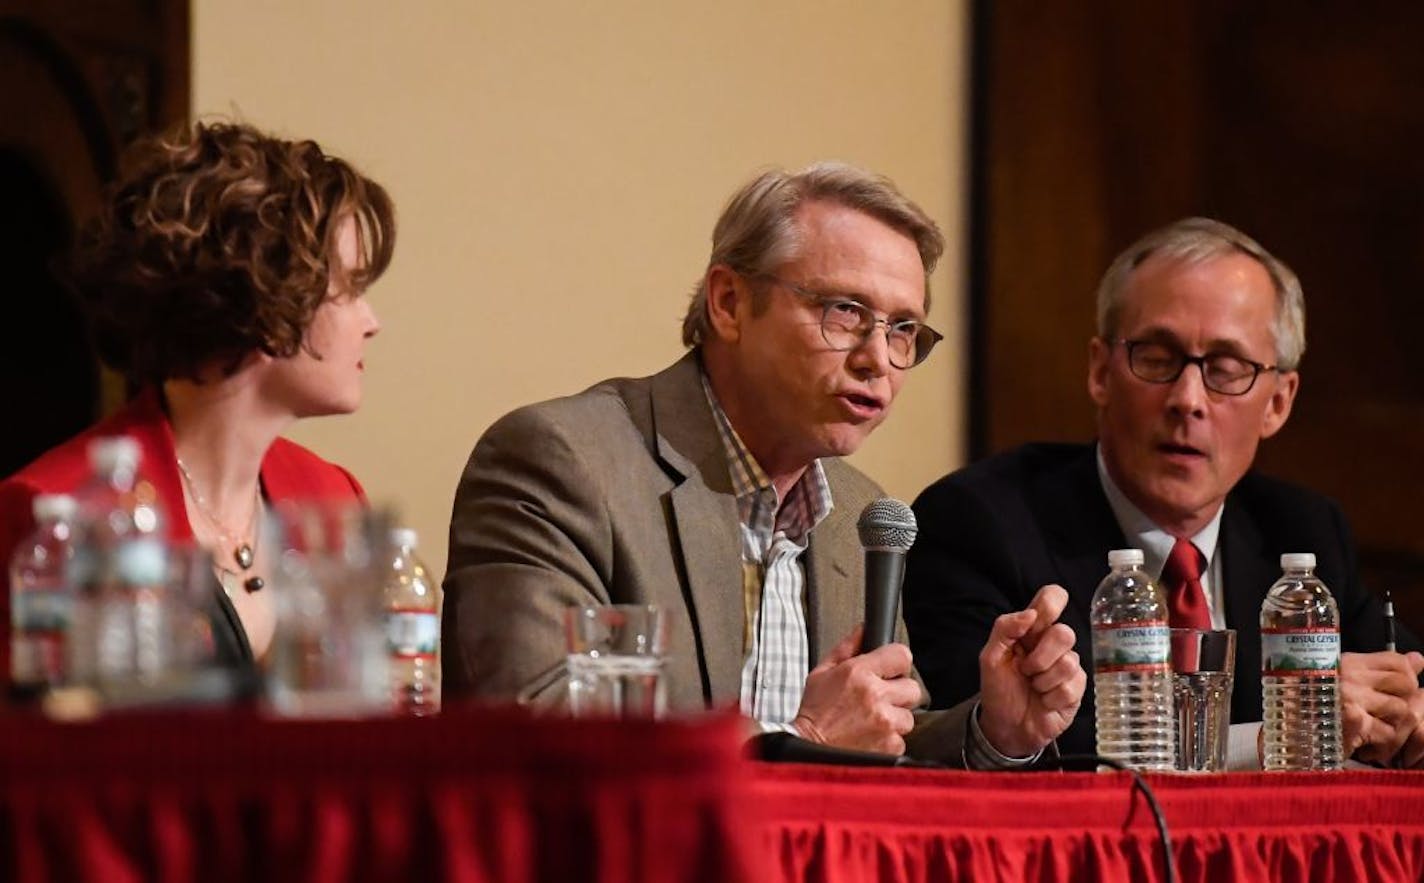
{"left": 1171, "top": 627, "right": 1236, "bottom": 772}
{"left": 564, "top": 604, "right": 667, "bottom": 719}
{"left": 263, "top": 501, "right": 394, "bottom": 717}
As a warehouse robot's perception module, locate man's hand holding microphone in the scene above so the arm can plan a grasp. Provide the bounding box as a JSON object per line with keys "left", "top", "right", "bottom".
{"left": 791, "top": 499, "right": 1086, "bottom": 759}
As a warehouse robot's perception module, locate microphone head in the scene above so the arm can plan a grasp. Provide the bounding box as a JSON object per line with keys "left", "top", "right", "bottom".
{"left": 857, "top": 497, "right": 917, "bottom": 551}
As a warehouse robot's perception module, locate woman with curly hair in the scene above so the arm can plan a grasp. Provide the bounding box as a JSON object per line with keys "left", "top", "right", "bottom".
{"left": 0, "top": 120, "right": 396, "bottom": 681}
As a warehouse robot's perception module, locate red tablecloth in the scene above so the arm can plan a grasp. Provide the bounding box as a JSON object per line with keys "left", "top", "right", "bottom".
{"left": 0, "top": 708, "right": 762, "bottom": 883}
{"left": 753, "top": 764, "right": 1424, "bottom": 883}
{"left": 4, "top": 709, "right": 1424, "bottom": 882}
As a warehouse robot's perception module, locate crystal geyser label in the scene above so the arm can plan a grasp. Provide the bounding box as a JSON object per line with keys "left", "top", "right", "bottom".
{"left": 1262, "top": 627, "right": 1339, "bottom": 677}
{"left": 1093, "top": 620, "right": 1171, "bottom": 673}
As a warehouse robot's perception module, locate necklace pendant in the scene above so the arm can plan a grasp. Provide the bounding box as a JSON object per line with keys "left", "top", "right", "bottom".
{"left": 235, "top": 543, "right": 255, "bottom": 570}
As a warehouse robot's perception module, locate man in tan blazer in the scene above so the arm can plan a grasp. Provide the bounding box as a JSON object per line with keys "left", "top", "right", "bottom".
{"left": 443, "top": 163, "right": 1085, "bottom": 766}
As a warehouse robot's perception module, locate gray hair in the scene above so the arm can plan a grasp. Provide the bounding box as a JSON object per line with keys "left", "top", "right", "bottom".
{"left": 1096, "top": 217, "right": 1306, "bottom": 370}
{"left": 681, "top": 162, "right": 945, "bottom": 348}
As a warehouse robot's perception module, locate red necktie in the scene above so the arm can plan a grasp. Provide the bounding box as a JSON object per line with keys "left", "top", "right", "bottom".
{"left": 1162, "top": 537, "right": 1211, "bottom": 630}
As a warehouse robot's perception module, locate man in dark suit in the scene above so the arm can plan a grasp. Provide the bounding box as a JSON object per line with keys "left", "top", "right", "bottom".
{"left": 444, "top": 162, "right": 1086, "bottom": 766}
{"left": 905, "top": 217, "right": 1424, "bottom": 765}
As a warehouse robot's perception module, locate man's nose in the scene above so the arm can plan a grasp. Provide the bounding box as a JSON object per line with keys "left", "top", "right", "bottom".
{"left": 846, "top": 325, "right": 892, "bottom": 377}
{"left": 1164, "top": 360, "right": 1208, "bottom": 415}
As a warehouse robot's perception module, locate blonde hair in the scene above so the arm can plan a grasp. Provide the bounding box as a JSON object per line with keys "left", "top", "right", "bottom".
{"left": 681, "top": 162, "right": 943, "bottom": 347}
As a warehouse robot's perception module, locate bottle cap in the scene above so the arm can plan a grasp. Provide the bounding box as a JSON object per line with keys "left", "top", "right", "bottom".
{"left": 87, "top": 436, "right": 141, "bottom": 473}
{"left": 391, "top": 527, "right": 418, "bottom": 550}
{"left": 32, "top": 494, "right": 78, "bottom": 523}
{"left": 1281, "top": 552, "right": 1316, "bottom": 570}
{"left": 1107, "top": 548, "right": 1144, "bottom": 568}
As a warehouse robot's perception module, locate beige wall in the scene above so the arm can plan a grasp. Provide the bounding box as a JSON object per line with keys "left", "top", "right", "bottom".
{"left": 193, "top": 1, "right": 969, "bottom": 580}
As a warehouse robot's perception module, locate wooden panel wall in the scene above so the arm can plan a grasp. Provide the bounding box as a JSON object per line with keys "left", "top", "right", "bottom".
{"left": 0, "top": 0, "right": 188, "bottom": 476}
{"left": 972, "top": 1, "right": 1424, "bottom": 629}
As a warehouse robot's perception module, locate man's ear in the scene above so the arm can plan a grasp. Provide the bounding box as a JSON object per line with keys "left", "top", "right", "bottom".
{"left": 1087, "top": 336, "right": 1112, "bottom": 408}
{"left": 1260, "top": 370, "right": 1299, "bottom": 439}
{"left": 704, "top": 264, "right": 746, "bottom": 344}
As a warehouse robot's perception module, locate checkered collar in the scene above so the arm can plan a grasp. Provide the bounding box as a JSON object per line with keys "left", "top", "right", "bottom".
{"left": 700, "top": 372, "right": 832, "bottom": 543}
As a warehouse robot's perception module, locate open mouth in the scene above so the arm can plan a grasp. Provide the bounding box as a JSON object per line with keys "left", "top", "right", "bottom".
{"left": 1158, "top": 441, "right": 1205, "bottom": 458}
{"left": 838, "top": 392, "right": 885, "bottom": 418}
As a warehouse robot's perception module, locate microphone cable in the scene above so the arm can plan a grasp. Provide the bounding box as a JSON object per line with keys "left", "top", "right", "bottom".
{"left": 1032, "top": 754, "right": 1177, "bottom": 883}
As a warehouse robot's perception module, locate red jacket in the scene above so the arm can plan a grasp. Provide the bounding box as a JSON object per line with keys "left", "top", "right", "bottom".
{"left": 0, "top": 390, "right": 365, "bottom": 681}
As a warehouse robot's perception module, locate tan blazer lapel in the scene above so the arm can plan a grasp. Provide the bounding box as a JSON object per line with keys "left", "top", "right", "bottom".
{"left": 647, "top": 355, "right": 745, "bottom": 706}
{"left": 806, "top": 493, "right": 858, "bottom": 664}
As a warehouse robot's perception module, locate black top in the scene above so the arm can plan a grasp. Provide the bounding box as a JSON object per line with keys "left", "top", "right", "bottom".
{"left": 207, "top": 578, "right": 263, "bottom": 699}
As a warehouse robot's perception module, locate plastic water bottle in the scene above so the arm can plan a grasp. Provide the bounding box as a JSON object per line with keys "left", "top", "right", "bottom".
{"left": 382, "top": 527, "right": 440, "bottom": 715}
{"left": 1261, "top": 552, "right": 1343, "bottom": 771}
{"left": 1091, "top": 548, "right": 1176, "bottom": 770}
{"left": 9, "top": 494, "right": 79, "bottom": 694}
{"left": 68, "top": 436, "right": 169, "bottom": 686}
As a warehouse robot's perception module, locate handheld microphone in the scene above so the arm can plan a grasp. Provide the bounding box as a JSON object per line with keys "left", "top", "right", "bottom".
{"left": 857, "top": 498, "right": 917, "bottom": 653}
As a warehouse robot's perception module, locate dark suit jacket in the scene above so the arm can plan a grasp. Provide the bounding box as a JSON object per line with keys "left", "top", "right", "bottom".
{"left": 443, "top": 352, "right": 973, "bottom": 762}
{"left": 0, "top": 390, "right": 366, "bottom": 682}
{"left": 903, "top": 442, "right": 1414, "bottom": 757}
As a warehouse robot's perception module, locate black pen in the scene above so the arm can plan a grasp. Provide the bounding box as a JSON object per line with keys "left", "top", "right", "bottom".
{"left": 1385, "top": 588, "right": 1398, "bottom": 653}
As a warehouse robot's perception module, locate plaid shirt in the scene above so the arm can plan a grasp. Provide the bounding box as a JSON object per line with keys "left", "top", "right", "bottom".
{"left": 701, "top": 374, "right": 1039, "bottom": 767}
{"left": 702, "top": 377, "right": 831, "bottom": 730}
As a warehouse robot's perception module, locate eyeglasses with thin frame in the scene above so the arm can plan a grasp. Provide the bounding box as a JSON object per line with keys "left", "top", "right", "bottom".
{"left": 760, "top": 276, "right": 943, "bottom": 369}
{"left": 1114, "top": 338, "right": 1279, "bottom": 396}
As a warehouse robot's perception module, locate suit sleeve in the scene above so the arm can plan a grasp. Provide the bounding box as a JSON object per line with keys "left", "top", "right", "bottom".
{"left": 441, "top": 405, "right": 614, "bottom": 705}
{"left": 905, "top": 697, "right": 975, "bottom": 766}
{"left": 903, "top": 479, "right": 1030, "bottom": 712}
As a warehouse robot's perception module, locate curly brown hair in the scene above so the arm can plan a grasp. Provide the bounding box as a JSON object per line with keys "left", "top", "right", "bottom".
{"left": 72, "top": 120, "right": 396, "bottom": 385}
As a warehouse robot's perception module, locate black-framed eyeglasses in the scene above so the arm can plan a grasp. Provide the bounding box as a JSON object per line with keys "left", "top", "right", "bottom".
{"left": 1114, "top": 338, "right": 1279, "bottom": 396}
{"left": 761, "top": 276, "right": 943, "bottom": 369}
